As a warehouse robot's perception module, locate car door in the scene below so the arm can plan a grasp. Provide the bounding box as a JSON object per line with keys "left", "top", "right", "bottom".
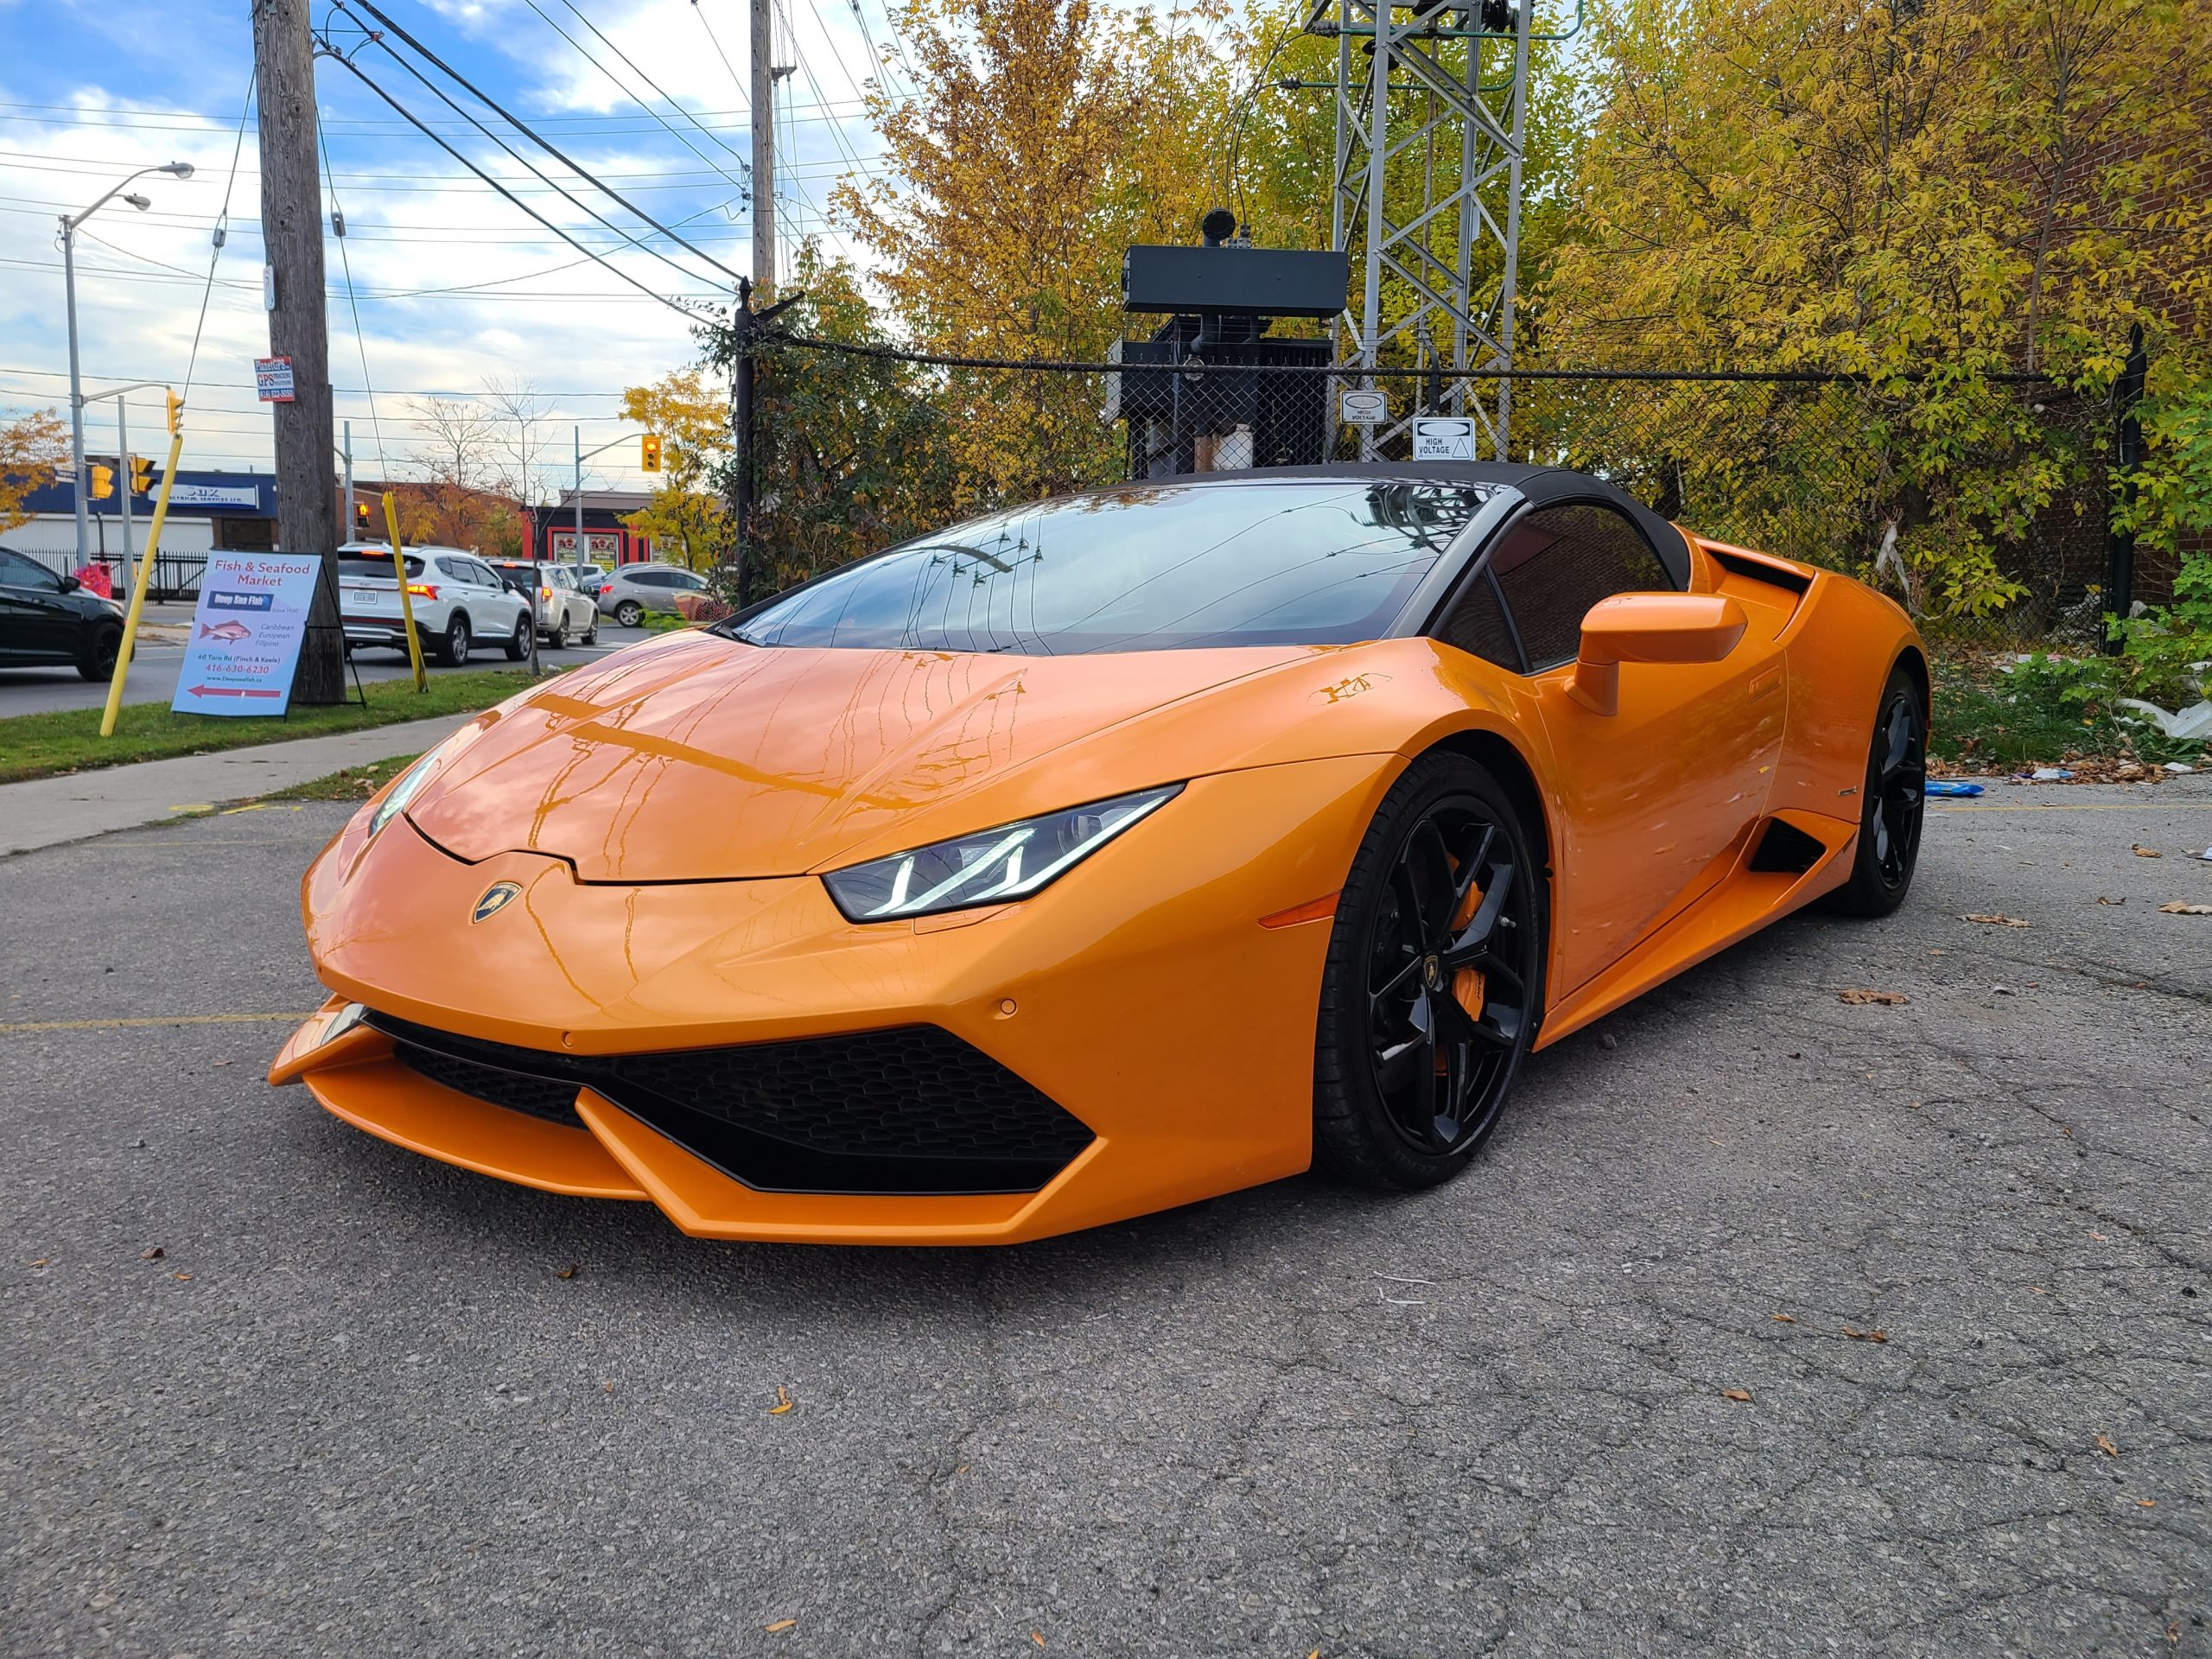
{"left": 1432, "top": 499, "right": 1786, "bottom": 998}
{"left": 0, "top": 549, "right": 77, "bottom": 662}
{"left": 460, "top": 558, "right": 511, "bottom": 636}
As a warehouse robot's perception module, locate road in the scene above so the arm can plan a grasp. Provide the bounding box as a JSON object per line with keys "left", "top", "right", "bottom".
{"left": 0, "top": 601, "right": 651, "bottom": 716}
{"left": 3, "top": 783, "right": 2208, "bottom": 1656}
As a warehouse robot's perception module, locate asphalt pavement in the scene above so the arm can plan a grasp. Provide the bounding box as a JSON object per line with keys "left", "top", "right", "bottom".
{"left": 2, "top": 782, "right": 2208, "bottom": 1656}
{"left": 0, "top": 602, "right": 648, "bottom": 716}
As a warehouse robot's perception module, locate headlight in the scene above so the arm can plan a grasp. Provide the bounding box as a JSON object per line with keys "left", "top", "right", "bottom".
{"left": 367, "top": 748, "right": 446, "bottom": 837}
{"left": 822, "top": 784, "right": 1182, "bottom": 921}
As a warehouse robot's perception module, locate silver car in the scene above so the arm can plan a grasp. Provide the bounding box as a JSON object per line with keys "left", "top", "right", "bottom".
{"left": 488, "top": 561, "right": 600, "bottom": 648}
{"left": 594, "top": 562, "right": 711, "bottom": 627}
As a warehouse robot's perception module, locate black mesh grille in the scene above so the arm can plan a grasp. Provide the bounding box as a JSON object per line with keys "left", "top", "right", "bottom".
{"left": 364, "top": 1012, "right": 1091, "bottom": 1195}
{"left": 391, "top": 1040, "right": 584, "bottom": 1127}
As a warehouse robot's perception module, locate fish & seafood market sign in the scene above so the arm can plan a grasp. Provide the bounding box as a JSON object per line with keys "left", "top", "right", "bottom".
{"left": 171, "top": 551, "right": 323, "bottom": 716}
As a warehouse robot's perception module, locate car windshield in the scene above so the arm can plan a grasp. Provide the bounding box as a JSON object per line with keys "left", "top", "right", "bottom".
{"left": 726, "top": 480, "right": 1489, "bottom": 654}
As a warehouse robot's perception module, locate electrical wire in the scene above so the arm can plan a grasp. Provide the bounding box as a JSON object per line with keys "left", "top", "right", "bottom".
{"left": 551, "top": 0, "right": 755, "bottom": 176}
{"left": 317, "top": 101, "right": 387, "bottom": 476}
{"left": 518, "top": 0, "right": 754, "bottom": 194}
{"left": 183, "top": 69, "right": 256, "bottom": 405}
{"left": 327, "top": 8, "right": 735, "bottom": 294}
{"left": 317, "top": 52, "right": 716, "bottom": 320}
{"left": 338, "top": 0, "right": 750, "bottom": 285}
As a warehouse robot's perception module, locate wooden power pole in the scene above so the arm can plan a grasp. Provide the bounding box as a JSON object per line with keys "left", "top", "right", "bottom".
{"left": 252, "top": 0, "right": 345, "bottom": 702}
{"left": 750, "top": 0, "right": 774, "bottom": 295}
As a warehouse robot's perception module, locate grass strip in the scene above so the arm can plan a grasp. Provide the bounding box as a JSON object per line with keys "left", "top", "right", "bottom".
{"left": 264, "top": 753, "right": 418, "bottom": 802}
{"left": 0, "top": 668, "right": 555, "bottom": 785}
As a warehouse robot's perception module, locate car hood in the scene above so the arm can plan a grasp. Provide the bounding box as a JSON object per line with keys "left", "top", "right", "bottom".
{"left": 405, "top": 629, "right": 1325, "bottom": 881}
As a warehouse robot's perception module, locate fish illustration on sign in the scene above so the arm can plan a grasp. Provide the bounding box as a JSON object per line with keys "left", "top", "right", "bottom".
{"left": 197, "top": 619, "right": 254, "bottom": 642}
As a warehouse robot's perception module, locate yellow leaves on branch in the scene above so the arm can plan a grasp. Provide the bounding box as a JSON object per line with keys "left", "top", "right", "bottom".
{"left": 0, "top": 407, "right": 68, "bottom": 534}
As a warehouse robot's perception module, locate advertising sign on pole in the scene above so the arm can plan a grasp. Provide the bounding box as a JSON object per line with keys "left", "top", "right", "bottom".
{"left": 254, "top": 356, "right": 296, "bottom": 404}
{"left": 1411, "top": 416, "right": 1478, "bottom": 461}
{"left": 171, "top": 550, "right": 322, "bottom": 716}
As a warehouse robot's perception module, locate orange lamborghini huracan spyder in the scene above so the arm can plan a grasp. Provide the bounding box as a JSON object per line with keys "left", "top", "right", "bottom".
{"left": 272, "top": 464, "right": 1927, "bottom": 1244}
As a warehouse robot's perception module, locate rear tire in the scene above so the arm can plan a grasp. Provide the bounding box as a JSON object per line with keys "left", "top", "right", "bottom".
{"left": 503, "top": 615, "right": 531, "bottom": 661}
{"left": 438, "top": 613, "right": 472, "bottom": 668}
{"left": 1313, "top": 753, "right": 1546, "bottom": 1191}
{"left": 1823, "top": 663, "right": 1927, "bottom": 917}
{"left": 613, "top": 600, "right": 643, "bottom": 628}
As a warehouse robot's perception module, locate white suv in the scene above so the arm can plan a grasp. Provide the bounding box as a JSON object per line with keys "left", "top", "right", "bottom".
{"left": 337, "top": 543, "right": 532, "bottom": 666}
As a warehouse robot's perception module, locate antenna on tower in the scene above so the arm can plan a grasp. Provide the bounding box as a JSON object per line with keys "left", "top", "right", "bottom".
{"left": 1310, "top": 0, "right": 1534, "bottom": 461}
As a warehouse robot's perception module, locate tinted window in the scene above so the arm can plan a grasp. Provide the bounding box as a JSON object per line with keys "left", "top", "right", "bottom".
{"left": 734, "top": 480, "right": 1489, "bottom": 654}
{"left": 627, "top": 569, "right": 668, "bottom": 588}
{"left": 338, "top": 550, "right": 425, "bottom": 579}
{"left": 1484, "top": 503, "right": 1673, "bottom": 671}
{"left": 0, "top": 549, "right": 60, "bottom": 589}
{"left": 1435, "top": 569, "right": 1519, "bottom": 670}
{"left": 673, "top": 571, "right": 706, "bottom": 589}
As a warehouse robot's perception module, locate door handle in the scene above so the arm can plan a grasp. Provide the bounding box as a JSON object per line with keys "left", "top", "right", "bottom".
{"left": 1750, "top": 665, "right": 1783, "bottom": 702}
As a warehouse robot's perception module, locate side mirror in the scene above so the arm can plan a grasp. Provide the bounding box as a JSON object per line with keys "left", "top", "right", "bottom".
{"left": 59, "top": 573, "right": 82, "bottom": 593}
{"left": 1568, "top": 593, "right": 1748, "bottom": 716}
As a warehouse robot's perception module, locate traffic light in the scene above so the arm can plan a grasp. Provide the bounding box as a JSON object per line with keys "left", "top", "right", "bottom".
{"left": 355, "top": 499, "right": 372, "bottom": 530}
{"left": 640, "top": 434, "right": 663, "bottom": 474}
{"left": 165, "top": 390, "right": 184, "bottom": 435}
{"left": 129, "top": 454, "right": 154, "bottom": 496}
{"left": 89, "top": 463, "right": 115, "bottom": 500}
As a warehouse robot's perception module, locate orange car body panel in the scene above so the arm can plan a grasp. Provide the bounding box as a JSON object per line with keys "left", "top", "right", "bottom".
{"left": 274, "top": 523, "right": 1923, "bottom": 1244}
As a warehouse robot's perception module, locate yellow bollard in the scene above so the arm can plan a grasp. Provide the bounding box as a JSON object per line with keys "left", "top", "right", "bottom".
{"left": 99, "top": 426, "right": 187, "bottom": 739}
{"left": 383, "top": 492, "right": 428, "bottom": 692}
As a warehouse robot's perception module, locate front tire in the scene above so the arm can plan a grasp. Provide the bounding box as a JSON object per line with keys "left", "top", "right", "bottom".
{"left": 549, "top": 615, "right": 569, "bottom": 650}
{"left": 438, "top": 612, "right": 472, "bottom": 668}
{"left": 1314, "top": 753, "right": 1546, "bottom": 1191}
{"left": 1823, "top": 664, "right": 1927, "bottom": 917}
{"left": 78, "top": 625, "right": 123, "bottom": 682}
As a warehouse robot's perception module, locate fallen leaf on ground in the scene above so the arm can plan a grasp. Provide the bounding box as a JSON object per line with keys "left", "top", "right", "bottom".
{"left": 1838, "top": 989, "right": 1909, "bottom": 1005}
{"left": 1771, "top": 1313, "right": 1796, "bottom": 1323}
{"left": 764, "top": 1618, "right": 797, "bottom": 1633}
{"left": 29, "top": 1258, "right": 48, "bottom": 1268}
{"left": 2096, "top": 895, "right": 2126, "bottom": 906}
{"left": 1840, "top": 1326, "right": 1889, "bottom": 1344}
{"left": 172, "top": 1272, "right": 190, "bottom": 1281}
{"left": 1031, "top": 1634, "right": 1046, "bottom": 1649}
{"left": 2096, "top": 1433, "right": 2120, "bottom": 1457}
{"left": 1721, "top": 1388, "right": 1754, "bottom": 1402}
{"left": 143, "top": 1247, "right": 164, "bottom": 1260}
{"left": 211, "top": 1058, "right": 232, "bottom": 1067}
{"left": 2132, "top": 844, "right": 2162, "bottom": 857}
{"left": 2158, "top": 901, "right": 2212, "bottom": 915}
{"left": 1962, "top": 913, "right": 2029, "bottom": 927}
{"left": 768, "top": 1386, "right": 793, "bottom": 1415}
{"left": 2089, "top": 1230, "right": 2108, "bottom": 1242}
{"left": 556, "top": 1264, "right": 579, "bottom": 1280}
{"left": 2137, "top": 1498, "right": 2157, "bottom": 1508}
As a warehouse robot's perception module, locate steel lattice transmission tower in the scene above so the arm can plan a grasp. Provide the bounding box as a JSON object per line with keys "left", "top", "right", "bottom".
{"left": 1314, "top": 0, "right": 1533, "bottom": 460}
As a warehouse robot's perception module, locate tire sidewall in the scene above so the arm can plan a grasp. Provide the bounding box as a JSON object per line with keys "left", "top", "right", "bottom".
{"left": 1834, "top": 664, "right": 1927, "bottom": 916}
{"left": 1314, "top": 753, "right": 1548, "bottom": 1189}
{"left": 614, "top": 601, "right": 642, "bottom": 628}
{"left": 444, "top": 613, "right": 471, "bottom": 667}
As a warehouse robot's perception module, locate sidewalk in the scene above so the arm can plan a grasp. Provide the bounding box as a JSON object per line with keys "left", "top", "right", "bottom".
{"left": 0, "top": 713, "right": 475, "bottom": 858}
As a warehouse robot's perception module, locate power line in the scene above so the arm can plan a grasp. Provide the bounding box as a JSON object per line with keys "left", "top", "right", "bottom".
{"left": 314, "top": 53, "right": 720, "bottom": 320}
{"left": 546, "top": 0, "right": 754, "bottom": 180}
{"left": 184, "top": 70, "right": 256, "bottom": 405}
{"left": 339, "top": 0, "right": 749, "bottom": 287}
{"left": 318, "top": 104, "right": 388, "bottom": 475}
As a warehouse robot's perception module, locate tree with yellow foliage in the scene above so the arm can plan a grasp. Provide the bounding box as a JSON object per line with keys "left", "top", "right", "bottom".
{"left": 0, "top": 408, "right": 69, "bottom": 532}
{"left": 620, "top": 369, "right": 734, "bottom": 571}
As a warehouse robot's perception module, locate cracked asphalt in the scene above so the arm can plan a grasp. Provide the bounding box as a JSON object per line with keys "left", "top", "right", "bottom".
{"left": 3, "top": 781, "right": 2208, "bottom": 1657}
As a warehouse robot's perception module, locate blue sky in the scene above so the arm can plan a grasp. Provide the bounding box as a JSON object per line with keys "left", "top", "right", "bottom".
{"left": 0, "top": 0, "right": 897, "bottom": 496}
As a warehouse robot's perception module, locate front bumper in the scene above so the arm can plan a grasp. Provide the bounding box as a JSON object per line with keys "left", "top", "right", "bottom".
{"left": 273, "top": 756, "right": 1391, "bottom": 1244}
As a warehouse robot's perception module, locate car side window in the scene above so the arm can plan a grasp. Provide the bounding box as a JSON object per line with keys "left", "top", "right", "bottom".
{"left": 676, "top": 571, "right": 706, "bottom": 589}
{"left": 469, "top": 560, "right": 502, "bottom": 588}
{"left": 1434, "top": 569, "right": 1521, "bottom": 671}
{"left": 1, "top": 549, "right": 60, "bottom": 590}
{"left": 1483, "top": 503, "right": 1674, "bottom": 673}
{"left": 631, "top": 570, "right": 667, "bottom": 588}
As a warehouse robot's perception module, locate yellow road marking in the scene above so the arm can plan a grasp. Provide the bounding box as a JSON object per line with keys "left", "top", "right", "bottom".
{"left": 0, "top": 1012, "right": 313, "bottom": 1034}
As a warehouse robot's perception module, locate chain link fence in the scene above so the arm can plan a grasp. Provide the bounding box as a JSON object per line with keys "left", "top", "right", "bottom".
{"left": 749, "top": 334, "right": 2130, "bottom": 644}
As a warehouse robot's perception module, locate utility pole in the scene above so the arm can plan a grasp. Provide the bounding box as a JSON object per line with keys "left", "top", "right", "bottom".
{"left": 252, "top": 0, "right": 344, "bottom": 702}
{"left": 750, "top": 0, "right": 774, "bottom": 294}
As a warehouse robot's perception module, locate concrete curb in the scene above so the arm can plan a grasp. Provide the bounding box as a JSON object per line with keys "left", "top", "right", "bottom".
{"left": 0, "top": 713, "right": 476, "bottom": 858}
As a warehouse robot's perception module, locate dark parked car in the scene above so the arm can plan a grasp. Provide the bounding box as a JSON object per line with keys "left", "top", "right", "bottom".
{"left": 0, "top": 546, "right": 125, "bottom": 681}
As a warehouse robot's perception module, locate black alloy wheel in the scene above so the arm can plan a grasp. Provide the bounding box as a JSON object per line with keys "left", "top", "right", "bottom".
{"left": 1315, "top": 753, "right": 1545, "bottom": 1189}
{"left": 1825, "top": 663, "right": 1927, "bottom": 916}
{"left": 77, "top": 625, "right": 123, "bottom": 683}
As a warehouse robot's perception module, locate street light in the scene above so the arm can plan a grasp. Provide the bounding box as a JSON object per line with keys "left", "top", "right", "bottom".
{"left": 60, "top": 161, "right": 194, "bottom": 574}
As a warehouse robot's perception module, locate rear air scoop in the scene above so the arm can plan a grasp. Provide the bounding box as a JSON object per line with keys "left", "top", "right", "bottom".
{"left": 404, "top": 631, "right": 1314, "bottom": 882}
